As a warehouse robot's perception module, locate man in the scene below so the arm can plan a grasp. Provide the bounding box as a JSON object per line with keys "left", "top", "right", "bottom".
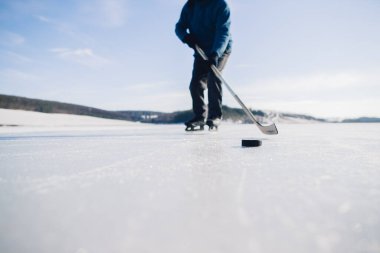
{"left": 175, "top": 0, "right": 232, "bottom": 131}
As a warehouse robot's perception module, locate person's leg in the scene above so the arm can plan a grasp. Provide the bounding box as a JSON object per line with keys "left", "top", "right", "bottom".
{"left": 189, "top": 56, "right": 210, "bottom": 120}
{"left": 207, "top": 51, "right": 230, "bottom": 119}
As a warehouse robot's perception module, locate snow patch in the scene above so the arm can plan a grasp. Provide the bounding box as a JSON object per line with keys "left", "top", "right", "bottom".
{"left": 0, "top": 108, "right": 136, "bottom": 129}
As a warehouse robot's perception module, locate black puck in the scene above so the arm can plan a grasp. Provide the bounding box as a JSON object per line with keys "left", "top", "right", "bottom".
{"left": 242, "top": 139, "right": 262, "bottom": 147}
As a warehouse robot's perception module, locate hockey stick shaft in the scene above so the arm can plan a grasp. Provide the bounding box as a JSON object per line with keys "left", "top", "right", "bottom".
{"left": 195, "top": 45, "right": 278, "bottom": 135}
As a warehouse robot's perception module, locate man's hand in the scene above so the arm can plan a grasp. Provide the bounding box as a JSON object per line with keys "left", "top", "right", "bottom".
{"left": 208, "top": 53, "right": 219, "bottom": 67}
{"left": 183, "top": 34, "right": 196, "bottom": 49}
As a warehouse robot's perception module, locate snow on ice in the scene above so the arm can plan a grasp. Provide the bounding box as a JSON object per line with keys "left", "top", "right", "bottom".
{"left": 0, "top": 109, "right": 380, "bottom": 253}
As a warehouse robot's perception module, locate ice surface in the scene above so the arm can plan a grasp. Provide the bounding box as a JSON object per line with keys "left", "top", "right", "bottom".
{"left": 0, "top": 123, "right": 380, "bottom": 253}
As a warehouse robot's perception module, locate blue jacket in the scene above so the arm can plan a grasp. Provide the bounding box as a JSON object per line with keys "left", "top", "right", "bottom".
{"left": 175, "top": 0, "right": 232, "bottom": 57}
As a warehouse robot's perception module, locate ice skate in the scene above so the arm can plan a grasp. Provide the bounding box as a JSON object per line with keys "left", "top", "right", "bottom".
{"left": 185, "top": 117, "right": 205, "bottom": 131}
{"left": 206, "top": 117, "right": 221, "bottom": 131}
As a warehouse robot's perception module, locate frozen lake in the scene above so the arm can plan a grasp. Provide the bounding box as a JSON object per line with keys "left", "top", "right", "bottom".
{"left": 0, "top": 123, "right": 379, "bottom": 253}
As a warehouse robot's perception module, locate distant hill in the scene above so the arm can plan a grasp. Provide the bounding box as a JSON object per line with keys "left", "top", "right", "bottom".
{"left": 117, "top": 106, "right": 268, "bottom": 124}
{"left": 0, "top": 94, "right": 130, "bottom": 121}
{"left": 276, "top": 112, "right": 328, "bottom": 123}
{"left": 342, "top": 117, "right": 380, "bottom": 123}
{"left": 2, "top": 94, "right": 378, "bottom": 124}
{"left": 0, "top": 94, "right": 273, "bottom": 124}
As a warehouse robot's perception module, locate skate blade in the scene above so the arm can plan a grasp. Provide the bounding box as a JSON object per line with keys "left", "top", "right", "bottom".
{"left": 208, "top": 125, "right": 218, "bottom": 131}
{"left": 185, "top": 126, "right": 205, "bottom": 132}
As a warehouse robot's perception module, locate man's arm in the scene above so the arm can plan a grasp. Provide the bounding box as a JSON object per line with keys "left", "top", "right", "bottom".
{"left": 211, "top": 1, "right": 231, "bottom": 57}
{"left": 175, "top": 3, "right": 190, "bottom": 42}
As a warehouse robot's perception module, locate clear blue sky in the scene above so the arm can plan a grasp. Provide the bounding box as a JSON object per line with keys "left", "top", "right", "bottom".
{"left": 1, "top": 0, "right": 379, "bottom": 118}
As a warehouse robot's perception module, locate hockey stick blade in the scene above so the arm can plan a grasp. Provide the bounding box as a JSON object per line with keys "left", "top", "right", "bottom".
{"left": 256, "top": 121, "right": 278, "bottom": 135}
{"left": 237, "top": 95, "right": 278, "bottom": 135}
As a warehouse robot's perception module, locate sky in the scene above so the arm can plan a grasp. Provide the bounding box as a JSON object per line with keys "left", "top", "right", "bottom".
{"left": 0, "top": 0, "right": 379, "bottom": 118}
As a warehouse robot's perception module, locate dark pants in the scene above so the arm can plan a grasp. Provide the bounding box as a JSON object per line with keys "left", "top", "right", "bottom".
{"left": 189, "top": 51, "right": 230, "bottom": 120}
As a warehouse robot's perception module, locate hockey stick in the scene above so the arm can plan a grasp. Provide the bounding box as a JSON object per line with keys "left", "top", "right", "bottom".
{"left": 195, "top": 45, "right": 278, "bottom": 135}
